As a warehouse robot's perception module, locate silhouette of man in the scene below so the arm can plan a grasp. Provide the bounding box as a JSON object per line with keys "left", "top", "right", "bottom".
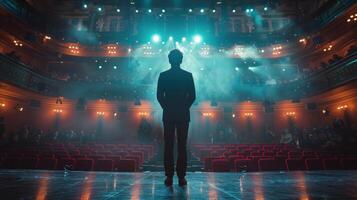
{"left": 157, "top": 49, "right": 196, "bottom": 187}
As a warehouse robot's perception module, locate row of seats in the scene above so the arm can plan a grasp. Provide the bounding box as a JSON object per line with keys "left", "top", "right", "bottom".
{"left": 1, "top": 157, "right": 137, "bottom": 171}
{"left": 191, "top": 144, "right": 357, "bottom": 172}
{"left": 0, "top": 143, "right": 155, "bottom": 172}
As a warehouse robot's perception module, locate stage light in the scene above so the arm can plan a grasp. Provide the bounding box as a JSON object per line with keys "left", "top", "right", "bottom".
{"left": 169, "top": 36, "right": 173, "bottom": 41}
{"left": 152, "top": 34, "right": 161, "bottom": 43}
{"left": 19, "top": 107, "right": 24, "bottom": 112}
{"left": 182, "top": 37, "right": 186, "bottom": 42}
{"left": 116, "top": 8, "right": 120, "bottom": 13}
{"left": 193, "top": 35, "right": 202, "bottom": 43}
{"left": 246, "top": 9, "right": 250, "bottom": 13}
{"left": 286, "top": 112, "right": 296, "bottom": 117}
{"left": 232, "top": 9, "right": 236, "bottom": 13}
{"left": 0, "top": 103, "right": 5, "bottom": 107}
{"left": 337, "top": 105, "right": 348, "bottom": 110}
{"left": 113, "top": 66, "right": 117, "bottom": 69}
{"left": 114, "top": 112, "right": 118, "bottom": 117}
{"left": 96, "top": 111, "right": 105, "bottom": 116}
{"left": 202, "top": 112, "right": 213, "bottom": 117}
{"left": 148, "top": 9, "right": 152, "bottom": 13}
{"left": 162, "top": 9, "right": 165, "bottom": 13}
{"left": 264, "top": 7, "right": 268, "bottom": 11}
{"left": 175, "top": 41, "right": 179, "bottom": 46}
{"left": 232, "top": 114, "right": 236, "bottom": 118}
{"left": 200, "top": 9, "right": 204, "bottom": 13}
{"left": 53, "top": 109, "right": 63, "bottom": 113}
{"left": 250, "top": 9, "right": 254, "bottom": 12}
{"left": 97, "top": 7, "right": 102, "bottom": 12}
{"left": 135, "top": 9, "right": 139, "bottom": 13}
{"left": 188, "top": 8, "right": 192, "bottom": 13}
{"left": 83, "top": 4, "right": 88, "bottom": 9}
{"left": 244, "top": 113, "right": 253, "bottom": 117}
{"left": 235, "top": 67, "right": 239, "bottom": 71}
{"left": 98, "top": 65, "right": 102, "bottom": 69}
{"left": 212, "top": 9, "right": 216, "bottom": 13}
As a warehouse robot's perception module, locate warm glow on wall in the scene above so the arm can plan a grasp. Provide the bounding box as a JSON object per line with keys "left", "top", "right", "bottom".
{"left": 138, "top": 112, "right": 150, "bottom": 117}
{"left": 244, "top": 112, "right": 253, "bottom": 117}
{"left": 13, "top": 40, "right": 23, "bottom": 46}
{"left": 337, "top": 105, "right": 348, "bottom": 110}
{"left": 96, "top": 111, "right": 105, "bottom": 116}
{"left": 107, "top": 46, "right": 117, "bottom": 55}
{"left": 346, "top": 14, "right": 357, "bottom": 22}
{"left": 202, "top": 112, "right": 213, "bottom": 117}
{"left": 286, "top": 112, "right": 296, "bottom": 116}
{"left": 272, "top": 45, "right": 282, "bottom": 55}
{"left": 69, "top": 45, "right": 80, "bottom": 54}
{"left": 323, "top": 45, "right": 333, "bottom": 52}
{"left": 0, "top": 103, "right": 5, "bottom": 107}
{"left": 53, "top": 109, "right": 63, "bottom": 113}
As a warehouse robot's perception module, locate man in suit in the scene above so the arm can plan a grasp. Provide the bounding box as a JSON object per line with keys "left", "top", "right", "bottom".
{"left": 157, "top": 49, "right": 196, "bottom": 187}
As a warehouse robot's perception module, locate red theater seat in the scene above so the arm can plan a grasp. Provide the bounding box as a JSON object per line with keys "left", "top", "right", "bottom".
{"left": 323, "top": 158, "right": 342, "bottom": 170}
{"left": 1, "top": 157, "right": 20, "bottom": 169}
{"left": 37, "top": 158, "right": 58, "bottom": 170}
{"left": 20, "top": 157, "right": 39, "bottom": 169}
{"left": 341, "top": 158, "right": 357, "bottom": 170}
{"left": 305, "top": 159, "right": 324, "bottom": 170}
{"left": 211, "top": 159, "right": 230, "bottom": 172}
{"left": 56, "top": 158, "right": 75, "bottom": 170}
{"left": 204, "top": 157, "right": 224, "bottom": 171}
{"left": 75, "top": 159, "right": 94, "bottom": 171}
{"left": 94, "top": 159, "right": 113, "bottom": 171}
{"left": 113, "top": 159, "right": 137, "bottom": 172}
{"left": 286, "top": 159, "right": 306, "bottom": 171}
{"left": 235, "top": 159, "right": 259, "bottom": 172}
{"left": 259, "top": 158, "right": 286, "bottom": 171}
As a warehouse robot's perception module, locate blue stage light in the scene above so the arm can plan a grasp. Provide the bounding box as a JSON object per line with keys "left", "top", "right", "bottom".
{"left": 182, "top": 37, "right": 186, "bottom": 42}
{"left": 212, "top": 9, "right": 216, "bottom": 13}
{"left": 148, "top": 9, "right": 152, "bottom": 13}
{"left": 97, "top": 7, "right": 102, "bottom": 12}
{"left": 113, "top": 66, "right": 117, "bottom": 69}
{"left": 152, "top": 34, "right": 161, "bottom": 43}
{"left": 232, "top": 9, "right": 236, "bottom": 13}
{"left": 246, "top": 9, "right": 250, "bottom": 13}
{"left": 169, "top": 36, "right": 173, "bottom": 41}
{"left": 98, "top": 65, "right": 102, "bottom": 69}
{"left": 162, "top": 9, "right": 165, "bottom": 13}
{"left": 189, "top": 9, "right": 192, "bottom": 13}
{"left": 193, "top": 35, "right": 202, "bottom": 43}
{"left": 83, "top": 4, "right": 88, "bottom": 9}
{"left": 264, "top": 7, "right": 268, "bottom": 11}
{"left": 250, "top": 8, "right": 254, "bottom": 12}
{"left": 200, "top": 9, "right": 204, "bottom": 13}
{"left": 116, "top": 8, "right": 120, "bottom": 13}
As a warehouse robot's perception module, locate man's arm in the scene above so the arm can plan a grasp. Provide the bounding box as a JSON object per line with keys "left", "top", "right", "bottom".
{"left": 187, "top": 73, "right": 196, "bottom": 108}
{"left": 157, "top": 74, "right": 166, "bottom": 109}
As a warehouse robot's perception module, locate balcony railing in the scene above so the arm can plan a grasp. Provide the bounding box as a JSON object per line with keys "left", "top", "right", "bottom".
{"left": 0, "top": 54, "right": 61, "bottom": 96}
{"left": 0, "top": 52, "right": 356, "bottom": 101}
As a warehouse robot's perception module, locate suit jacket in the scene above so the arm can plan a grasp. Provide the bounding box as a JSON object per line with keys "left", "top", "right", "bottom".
{"left": 157, "top": 68, "right": 196, "bottom": 122}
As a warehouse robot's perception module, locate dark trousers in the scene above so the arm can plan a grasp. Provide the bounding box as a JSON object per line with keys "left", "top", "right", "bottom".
{"left": 163, "top": 121, "right": 189, "bottom": 178}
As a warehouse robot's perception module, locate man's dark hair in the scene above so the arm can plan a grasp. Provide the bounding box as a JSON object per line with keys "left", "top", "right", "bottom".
{"left": 168, "top": 49, "right": 183, "bottom": 66}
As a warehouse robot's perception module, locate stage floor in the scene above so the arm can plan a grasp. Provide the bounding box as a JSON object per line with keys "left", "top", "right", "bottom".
{"left": 0, "top": 170, "right": 357, "bottom": 199}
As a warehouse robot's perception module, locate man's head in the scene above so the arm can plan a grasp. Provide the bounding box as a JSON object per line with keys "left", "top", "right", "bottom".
{"left": 168, "top": 49, "right": 183, "bottom": 67}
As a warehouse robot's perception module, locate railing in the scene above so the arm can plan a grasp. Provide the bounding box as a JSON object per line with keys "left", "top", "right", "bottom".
{"left": 0, "top": 54, "right": 61, "bottom": 96}
{"left": 0, "top": 53, "right": 356, "bottom": 101}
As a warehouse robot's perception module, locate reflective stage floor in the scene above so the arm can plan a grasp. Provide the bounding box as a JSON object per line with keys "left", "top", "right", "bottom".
{"left": 1, "top": 170, "right": 357, "bottom": 199}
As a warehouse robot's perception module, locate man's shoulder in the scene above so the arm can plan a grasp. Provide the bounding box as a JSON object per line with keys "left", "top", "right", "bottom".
{"left": 160, "top": 69, "right": 192, "bottom": 76}
{"left": 180, "top": 68, "right": 192, "bottom": 76}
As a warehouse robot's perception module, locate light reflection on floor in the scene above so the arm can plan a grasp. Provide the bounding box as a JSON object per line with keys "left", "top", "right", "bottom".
{"left": 1, "top": 170, "right": 357, "bottom": 199}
